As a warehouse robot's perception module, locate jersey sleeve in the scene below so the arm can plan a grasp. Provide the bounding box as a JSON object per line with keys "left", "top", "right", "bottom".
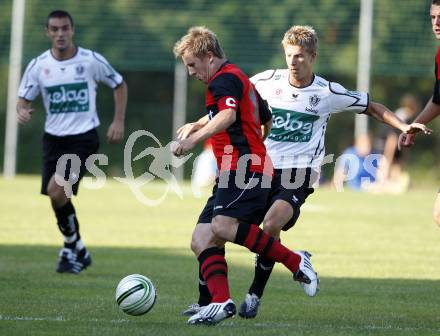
{"left": 432, "top": 49, "right": 440, "bottom": 105}
{"left": 250, "top": 69, "right": 275, "bottom": 100}
{"left": 18, "top": 58, "right": 40, "bottom": 101}
{"left": 328, "top": 82, "right": 369, "bottom": 114}
{"left": 91, "top": 51, "right": 123, "bottom": 89}
{"left": 256, "top": 90, "right": 272, "bottom": 125}
{"left": 208, "top": 73, "right": 243, "bottom": 111}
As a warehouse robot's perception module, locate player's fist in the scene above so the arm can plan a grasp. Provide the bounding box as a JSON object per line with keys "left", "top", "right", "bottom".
{"left": 398, "top": 133, "right": 415, "bottom": 150}
{"left": 16, "top": 106, "right": 34, "bottom": 124}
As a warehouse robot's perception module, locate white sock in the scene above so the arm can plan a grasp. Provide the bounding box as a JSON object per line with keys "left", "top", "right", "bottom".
{"left": 63, "top": 233, "right": 77, "bottom": 244}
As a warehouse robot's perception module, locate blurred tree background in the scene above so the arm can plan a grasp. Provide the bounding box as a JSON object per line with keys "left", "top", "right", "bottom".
{"left": 0, "top": 0, "right": 439, "bottom": 183}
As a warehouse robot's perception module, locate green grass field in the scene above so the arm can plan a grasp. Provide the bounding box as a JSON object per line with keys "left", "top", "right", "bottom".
{"left": 1, "top": 176, "right": 439, "bottom": 335}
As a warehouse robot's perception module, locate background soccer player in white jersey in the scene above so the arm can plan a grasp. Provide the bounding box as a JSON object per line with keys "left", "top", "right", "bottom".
{"left": 237, "top": 25, "right": 431, "bottom": 318}
{"left": 16, "top": 10, "right": 128, "bottom": 274}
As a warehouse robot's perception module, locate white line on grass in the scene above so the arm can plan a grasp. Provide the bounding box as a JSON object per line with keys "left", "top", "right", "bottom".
{"left": 0, "top": 315, "right": 130, "bottom": 324}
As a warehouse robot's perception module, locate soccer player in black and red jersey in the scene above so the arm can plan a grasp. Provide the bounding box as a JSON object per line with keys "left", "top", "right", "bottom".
{"left": 172, "top": 26, "right": 318, "bottom": 326}
{"left": 399, "top": 0, "right": 440, "bottom": 227}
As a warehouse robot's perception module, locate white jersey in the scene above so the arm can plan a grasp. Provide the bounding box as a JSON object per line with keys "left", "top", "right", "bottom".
{"left": 251, "top": 69, "right": 369, "bottom": 170}
{"left": 18, "top": 47, "right": 123, "bottom": 136}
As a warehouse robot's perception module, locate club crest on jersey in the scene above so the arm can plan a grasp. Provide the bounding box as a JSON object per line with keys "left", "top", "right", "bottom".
{"left": 306, "top": 94, "right": 320, "bottom": 113}
{"left": 44, "top": 68, "right": 50, "bottom": 76}
{"left": 76, "top": 64, "right": 85, "bottom": 75}
{"left": 309, "top": 94, "right": 320, "bottom": 107}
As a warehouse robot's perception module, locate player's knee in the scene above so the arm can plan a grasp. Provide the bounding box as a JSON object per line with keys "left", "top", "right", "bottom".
{"left": 47, "top": 183, "right": 67, "bottom": 205}
{"left": 211, "top": 218, "right": 230, "bottom": 240}
{"left": 262, "top": 217, "right": 282, "bottom": 237}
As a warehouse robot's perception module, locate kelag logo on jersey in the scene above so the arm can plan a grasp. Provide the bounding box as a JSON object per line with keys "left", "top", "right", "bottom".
{"left": 46, "top": 82, "right": 89, "bottom": 114}
{"left": 269, "top": 107, "right": 319, "bottom": 142}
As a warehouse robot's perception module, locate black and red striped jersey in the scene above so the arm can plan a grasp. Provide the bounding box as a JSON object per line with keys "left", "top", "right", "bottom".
{"left": 432, "top": 47, "right": 440, "bottom": 104}
{"left": 205, "top": 61, "right": 272, "bottom": 175}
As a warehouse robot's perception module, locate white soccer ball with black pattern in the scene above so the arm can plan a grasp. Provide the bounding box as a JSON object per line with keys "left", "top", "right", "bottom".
{"left": 115, "top": 274, "right": 157, "bottom": 316}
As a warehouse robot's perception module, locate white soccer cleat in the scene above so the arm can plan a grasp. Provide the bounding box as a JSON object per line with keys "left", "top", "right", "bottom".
{"left": 181, "top": 303, "right": 203, "bottom": 316}
{"left": 187, "top": 299, "right": 236, "bottom": 325}
{"left": 293, "top": 251, "right": 319, "bottom": 297}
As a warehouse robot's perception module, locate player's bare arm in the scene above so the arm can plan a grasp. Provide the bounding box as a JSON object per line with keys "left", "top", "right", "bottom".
{"left": 177, "top": 115, "right": 210, "bottom": 140}
{"left": 107, "top": 80, "right": 128, "bottom": 144}
{"left": 16, "top": 97, "right": 34, "bottom": 124}
{"left": 366, "top": 101, "right": 432, "bottom": 135}
{"left": 399, "top": 98, "right": 440, "bottom": 148}
{"left": 173, "top": 108, "right": 236, "bottom": 156}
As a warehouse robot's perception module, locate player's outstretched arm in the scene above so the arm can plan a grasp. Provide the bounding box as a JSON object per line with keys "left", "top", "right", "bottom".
{"left": 173, "top": 108, "right": 236, "bottom": 157}
{"left": 16, "top": 97, "right": 34, "bottom": 125}
{"left": 366, "top": 101, "right": 432, "bottom": 135}
{"left": 398, "top": 98, "right": 440, "bottom": 149}
{"left": 176, "top": 115, "right": 209, "bottom": 140}
{"left": 107, "top": 81, "right": 128, "bottom": 144}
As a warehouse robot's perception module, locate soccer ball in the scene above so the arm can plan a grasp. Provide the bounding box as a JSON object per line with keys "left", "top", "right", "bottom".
{"left": 115, "top": 274, "right": 157, "bottom": 316}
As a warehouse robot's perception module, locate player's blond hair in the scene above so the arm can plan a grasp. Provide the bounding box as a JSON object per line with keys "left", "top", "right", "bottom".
{"left": 173, "top": 26, "right": 225, "bottom": 59}
{"left": 282, "top": 25, "right": 318, "bottom": 54}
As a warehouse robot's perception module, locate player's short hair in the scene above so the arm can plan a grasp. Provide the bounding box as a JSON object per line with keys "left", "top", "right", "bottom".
{"left": 173, "top": 26, "right": 225, "bottom": 59}
{"left": 432, "top": 0, "right": 440, "bottom": 5}
{"left": 46, "top": 10, "right": 74, "bottom": 28}
{"left": 282, "top": 25, "right": 318, "bottom": 54}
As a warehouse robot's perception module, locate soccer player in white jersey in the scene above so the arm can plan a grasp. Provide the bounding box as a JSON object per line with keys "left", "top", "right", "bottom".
{"left": 16, "top": 10, "right": 128, "bottom": 274}
{"left": 236, "top": 25, "right": 431, "bottom": 318}
{"left": 182, "top": 25, "right": 431, "bottom": 318}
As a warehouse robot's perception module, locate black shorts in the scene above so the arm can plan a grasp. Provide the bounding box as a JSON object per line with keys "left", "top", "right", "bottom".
{"left": 198, "top": 170, "right": 271, "bottom": 225}
{"left": 265, "top": 168, "right": 318, "bottom": 231}
{"left": 41, "top": 128, "right": 100, "bottom": 196}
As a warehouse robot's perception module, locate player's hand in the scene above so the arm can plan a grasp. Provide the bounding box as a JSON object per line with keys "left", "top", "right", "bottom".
{"left": 16, "top": 106, "right": 34, "bottom": 124}
{"left": 403, "top": 122, "right": 432, "bottom": 135}
{"left": 176, "top": 122, "right": 202, "bottom": 140}
{"left": 398, "top": 133, "right": 416, "bottom": 150}
{"left": 171, "top": 138, "right": 195, "bottom": 157}
{"left": 107, "top": 120, "right": 125, "bottom": 144}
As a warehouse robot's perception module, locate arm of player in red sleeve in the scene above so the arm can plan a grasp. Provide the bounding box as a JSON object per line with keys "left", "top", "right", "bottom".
{"left": 399, "top": 98, "right": 439, "bottom": 148}
{"left": 172, "top": 108, "right": 236, "bottom": 157}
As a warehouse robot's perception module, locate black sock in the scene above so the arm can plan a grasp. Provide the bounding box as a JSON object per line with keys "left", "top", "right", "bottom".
{"left": 249, "top": 254, "right": 275, "bottom": 298}
{"left": 54, "top": 201, "right": 80, "bottom": 248}
{"left": 197, "top": 246, "right": 225, "bottom": 306}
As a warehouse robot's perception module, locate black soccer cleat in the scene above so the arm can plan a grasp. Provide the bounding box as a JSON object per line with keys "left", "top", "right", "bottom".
{"left": 56, "top": 247, "right": 91, "bottom": 274}
{"left": 239, "top": 293, "right": 260, "bottom": 318}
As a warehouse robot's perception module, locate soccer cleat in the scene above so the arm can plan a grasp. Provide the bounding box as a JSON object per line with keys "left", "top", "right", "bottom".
{"left": 238, "top": 293, "right": 260, "bottom": 318}
{"left": 56, "top": 247, "right": 91, "bottom": 274}
{"left": 187, "top": 299, "right": 236, "bottom": 325}
{"left": 181, "top": 303, "right": 203, "bottom": 316}
{"left": 293, "top": 251, "right": 319, "bottom": 297}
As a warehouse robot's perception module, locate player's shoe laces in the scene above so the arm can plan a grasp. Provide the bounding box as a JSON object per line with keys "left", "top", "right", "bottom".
{"left": 56, "top": 247, "right": 92, "bottom": 274}
{"left": 238, "top": 293, "right": 260, "bottom": 319}
{"left": 187, "top": 299, "right": 236, "bottom": 325}
{"left": 293, "top": 251, "right": 319, "bottom": 297}
{"left": 181, "top": 303, "right": 203, "bottom": 316}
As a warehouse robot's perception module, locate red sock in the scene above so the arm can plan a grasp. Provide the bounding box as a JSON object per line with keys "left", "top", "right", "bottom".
{"left": 199, "top": 247, "right": 230, "bottom": 303}
{"left": 235, "top": 223, "right": 301, "bottom": 273}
